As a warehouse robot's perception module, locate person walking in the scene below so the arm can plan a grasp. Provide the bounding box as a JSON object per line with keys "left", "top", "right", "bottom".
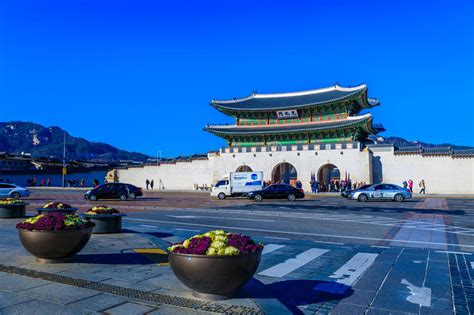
{"left": 47, "top": 178, "right": 51, "bottom": 186}
{"left": 408, "top": 179, "right": 414, "bottom": 193}
{"left": 419, "top": 179, "right": 426, "bottom": 194}
{"left": 150, "top": 180, "right": 154, "bottom": 190}
{"left": 146, "top": 179, "right": 150, "bottom": 190}
{"left": 81, "top": 179, "right": 85, "bottom": 188}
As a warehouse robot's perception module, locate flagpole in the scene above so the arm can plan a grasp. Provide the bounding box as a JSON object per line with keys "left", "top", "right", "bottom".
{"left": 61, "top": 132, "right": 66, "bottom": 188}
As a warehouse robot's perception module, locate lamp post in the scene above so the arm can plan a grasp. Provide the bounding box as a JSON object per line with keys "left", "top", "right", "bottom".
{"left": 61, "top": 132, "right": 66, "bottom": 188}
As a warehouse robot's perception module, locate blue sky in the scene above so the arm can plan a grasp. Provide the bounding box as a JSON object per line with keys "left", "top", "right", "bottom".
{"left": 1, "top": 0, "right": 472, "bottom": 156}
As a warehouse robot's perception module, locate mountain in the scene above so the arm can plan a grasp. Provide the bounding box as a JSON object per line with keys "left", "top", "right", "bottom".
{"left": 0, "top": 122, "right": 149, "bottom": 162}
{"left": 368, "top": 135, "right": 473, "bottom": 150}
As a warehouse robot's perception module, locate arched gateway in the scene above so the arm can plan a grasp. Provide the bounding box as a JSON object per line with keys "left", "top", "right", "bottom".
{"left": 272, "top": 162, "right": 297, "bottom": 185}
{"left": 235, "top": 165, "right": 252, "bottom": 172}
{"left": 318, "top": 164, "right": 340, "bottom": 191}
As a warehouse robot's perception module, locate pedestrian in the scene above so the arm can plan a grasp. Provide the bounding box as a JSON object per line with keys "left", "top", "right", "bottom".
{"left": 296, "top": 180, "right": 302, "bottom": 189}
{"left": 47, "top": 178, "right": 51, "bottom": 186}
{"left": 81, "top": 179, "right": 85, "bottom": 188}
{"left": 419, "top": 179, "right": 426, "bottom": 194}
{"left": 408, "top": 179, "right": 413, "bottom": 193}
{"left": 150, "top": 180, "right": 154, "bottom": 190}
{"left": 146, "top": 179, "right": 150, "bottom": 190}
{"left": 41, "top": 178, "right": 45, "bottom": 186}
{"left": 402, "top": 181, "right": 408, "bottom": 189}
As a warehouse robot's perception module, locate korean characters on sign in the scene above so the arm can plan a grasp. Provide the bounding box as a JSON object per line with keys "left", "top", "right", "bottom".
{"left": 276, "top": 109, "right": 298, "bottom": 119}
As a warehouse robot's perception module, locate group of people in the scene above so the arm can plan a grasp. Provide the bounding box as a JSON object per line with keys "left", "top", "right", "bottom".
{"left": 145, "top": 179, "right": 155, "bottom": 190}
{"left": 308, "top": 179, "right": 366, "bottom": 193}
{"left": 403, "top": 179, "right": 426, "bottom": 194}
{"left": 26, "top": 178, "right": 52, "bottom": 186}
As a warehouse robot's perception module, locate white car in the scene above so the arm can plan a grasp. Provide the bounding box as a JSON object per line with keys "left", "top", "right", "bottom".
{"left": 0, "top": 183, "right": 30, "bottom": 199}
{"left": 349, "top": 184, "right": 412, "bottom": 202}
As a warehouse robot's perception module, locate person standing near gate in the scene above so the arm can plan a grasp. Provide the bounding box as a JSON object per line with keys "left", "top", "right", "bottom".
{"left": 146, "top": 179, "right": 150, "bottom": 190}
{"left": 150, "top": 180, "right": 154, "bottom": 190}
{"left": 419, "top": 179, "right": 426, "bottom": 194}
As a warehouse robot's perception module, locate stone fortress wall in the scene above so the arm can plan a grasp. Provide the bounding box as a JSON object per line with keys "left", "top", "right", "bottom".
{"left": 117, "top": 143, "right": 474, "bottom": 194}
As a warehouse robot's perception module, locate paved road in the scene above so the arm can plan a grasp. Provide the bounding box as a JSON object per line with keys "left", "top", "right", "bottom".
{"left": 2, "top": 189, "right": 473, "bottom": 314}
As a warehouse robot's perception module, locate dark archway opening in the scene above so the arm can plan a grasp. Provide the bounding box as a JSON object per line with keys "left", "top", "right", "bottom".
{"left": 317, "top": 164, "right": 340, "bottom": 192}
{"left": 272, "top": 163, "right": 297, "bottom": 185}
{"left": 236, "top": 165, "right": 253, "bottom": 172}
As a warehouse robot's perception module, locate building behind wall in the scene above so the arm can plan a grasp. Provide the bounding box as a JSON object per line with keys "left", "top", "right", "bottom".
{"left": 117, "top": 84, "right": 474, "bottom": 194}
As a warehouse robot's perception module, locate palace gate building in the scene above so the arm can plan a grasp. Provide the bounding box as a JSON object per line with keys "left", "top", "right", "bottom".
{"left": 118, "top": 84, "right": 474, "bottom": 194}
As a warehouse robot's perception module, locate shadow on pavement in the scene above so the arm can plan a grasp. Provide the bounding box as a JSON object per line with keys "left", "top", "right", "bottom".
{"left": 240, "top": 278, "right": 352, "bottom": 314}
{"left": 73, "top": 251, "right": 155, "bottom": 265}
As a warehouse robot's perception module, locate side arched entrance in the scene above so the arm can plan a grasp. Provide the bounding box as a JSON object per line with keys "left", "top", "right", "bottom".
{"left": 272, "top": 162, "right": 297, "bottom": 185}
{"left": 317, "top": 164, "right": 341, "bottom": 192}
{"left": 235, "top": 165, "right": 253, "bottom": 172}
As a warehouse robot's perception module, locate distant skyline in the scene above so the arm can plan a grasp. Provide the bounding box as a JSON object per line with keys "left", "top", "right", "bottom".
{"left": 1, "top": 0, "right": 473, "bottom": 156}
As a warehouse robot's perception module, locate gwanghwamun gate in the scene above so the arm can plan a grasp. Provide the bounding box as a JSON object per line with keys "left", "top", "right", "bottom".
{"left": 118, "top": 84, "right": 474, "bottom": 194}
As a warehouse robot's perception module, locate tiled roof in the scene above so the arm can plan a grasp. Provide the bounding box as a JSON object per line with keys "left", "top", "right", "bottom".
{"left": 205, "top": 114, "right": 378, "bottom": 136}
{"left": 211, "top": 84, "right": 378, "bottom": 112}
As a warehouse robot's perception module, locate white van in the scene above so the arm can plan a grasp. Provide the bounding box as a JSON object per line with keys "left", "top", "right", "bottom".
{"left": 211, "top": 172, "right": 264, "bottom": 199}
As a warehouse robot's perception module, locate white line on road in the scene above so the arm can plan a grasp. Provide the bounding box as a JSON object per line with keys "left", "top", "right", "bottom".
{"left": 371, "top": 245, "right": 391, "bottom": 249}
{"left": 167, "top": 215, "right": 274, "bottom": 223}
{"left": 258, "top": 248, "right": 329, "bottom": 278}
{"left": 123, "top": 218, "right": 474, "bottom": 249}
{"left": 175, "top": 228, "right": 201, "bottom": 232}
{"left": 329, "top": 253, "right": 379, "bottom": 286}
{"left": 139, "top": 224, "right": 158, "bottom": 228}
{"left": 262, "top": 244, "right": 286, "bottom": 255}
{"left": 471, "top": 262, "right": 474, "bottom": 269}
{"left": 314, "top": 240, "right": 345, "bottom": 245}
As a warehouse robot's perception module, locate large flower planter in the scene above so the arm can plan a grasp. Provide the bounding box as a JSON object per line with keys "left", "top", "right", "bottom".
{"left": 0, "top": 203, "right": 27, "bottom": 218}
{"left": 83, "top": 214, "right": 126, "bottom": 234}
{"left": 18, "top": 227, "right": 93, "bottom": 263}
{"left": 36, "top": 207, "right": 77, "bottom": 215}
{"left": 168, "top": 248, "right": 262, "bottom": 300}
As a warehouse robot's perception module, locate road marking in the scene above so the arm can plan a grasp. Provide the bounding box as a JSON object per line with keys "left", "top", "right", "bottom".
{"left": 123, "top": 218, "right": 474, "bottom": 249}
{"left": 167, "top": 215, "right": 274, "bottom": 223}
{"left": 435, "top": 250, "right": 472, "bottom": 255}
{"left": 258, "top": 248, "right": 329, "bottom": 278}
{"left": 265, "top": 236, "right": 290, "bottom": 240}
{"left": 329, "top": 253, "right": 378, "bottom": 286}
{"left": 262, "top": 244, "right": 285, "bottom": 255}
{"left": 139, "top": 224, "right": 158, "bottom": 228}
{"left": 471, "top": 262, "right": 474, "bottom": 269}
{"left": 371, "top": 245, "right": 391, "bottom": 249}
{"left": 175, "top": 228, "right": 201, "bottom": 232}
{"left": 314, "top": 240, "right": 345, "bottom": 245}
{"left": 401, "top": 279, "right": 431, "bottom": 307}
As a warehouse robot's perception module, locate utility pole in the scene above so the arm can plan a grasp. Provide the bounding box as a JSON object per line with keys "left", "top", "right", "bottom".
{"left": 61, "top": 132, "right": 66, "bottom": 188}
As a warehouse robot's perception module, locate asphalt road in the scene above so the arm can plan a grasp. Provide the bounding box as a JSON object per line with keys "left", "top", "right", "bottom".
{"left": 20, "top": 189, "right": 474, "bottom": 314}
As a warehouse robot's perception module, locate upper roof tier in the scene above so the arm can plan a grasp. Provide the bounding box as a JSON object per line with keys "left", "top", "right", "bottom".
{"left": 211, "top": 84, "right": 379, "bottom": 116}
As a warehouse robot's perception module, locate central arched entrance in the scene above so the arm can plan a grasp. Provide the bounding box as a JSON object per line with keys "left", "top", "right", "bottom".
{"left": 317, "top": 164, "right": 341, "bottom": 192}
{"left": 235, "top": 165, "right": 253, "bottom": 172}
{"left": 272, "top": 162, "right": 297, "bottom": 185}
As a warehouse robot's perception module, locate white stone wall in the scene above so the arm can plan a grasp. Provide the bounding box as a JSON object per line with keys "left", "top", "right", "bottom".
{"left": 117, "top": 145, "right": 473, "bottom": 194}
{"left": 370, "top": 147, "right": 474, "bottom": 194}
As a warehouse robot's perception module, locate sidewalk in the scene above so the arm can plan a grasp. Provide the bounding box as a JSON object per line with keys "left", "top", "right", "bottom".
{"left": 0, "top": 219, "right": 262, "bottom": 314}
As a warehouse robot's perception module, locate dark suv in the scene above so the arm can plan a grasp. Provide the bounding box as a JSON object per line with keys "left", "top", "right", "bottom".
{"left": 84, "top": 183, "right": 143, "bottom": 201}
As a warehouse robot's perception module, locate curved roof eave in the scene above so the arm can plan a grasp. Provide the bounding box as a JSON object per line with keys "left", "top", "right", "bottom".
{"left": 204, "top": 114, "right": 375, "bottom": 136}
{"left": 210, "top": 84, "right": 370, "bottom": 112}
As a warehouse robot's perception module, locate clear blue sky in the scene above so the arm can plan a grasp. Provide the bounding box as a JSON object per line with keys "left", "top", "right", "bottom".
{"left": 1, "top": 0, "right": 472, "bottom": 156}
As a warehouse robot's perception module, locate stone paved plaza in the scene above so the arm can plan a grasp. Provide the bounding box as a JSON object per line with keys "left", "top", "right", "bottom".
{"left": 1, "top": 189, "right": 474, "bottom": 314}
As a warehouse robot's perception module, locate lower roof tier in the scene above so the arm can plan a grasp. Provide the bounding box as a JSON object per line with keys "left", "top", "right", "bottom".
{"left": 204, "top": 113, "right": 384, "bottom": 137}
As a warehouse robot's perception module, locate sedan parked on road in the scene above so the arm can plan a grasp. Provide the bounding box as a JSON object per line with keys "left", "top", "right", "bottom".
{"left": 84, "top": 183, "right": 143, "bottom": 201}
{"left": 247, "top": 184, "right": 305, "bottom": 202}
{"left": 349, "top": 184, "right": 412, "bottom": 202}
{"left": 0, "top": 183, "right": 30, "bottom": 199}
{"left": 341, "top": 184, "right": 373, "bottom": 198}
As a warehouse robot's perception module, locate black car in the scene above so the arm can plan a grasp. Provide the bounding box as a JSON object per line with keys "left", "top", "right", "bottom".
{"left": 84, "top": 183, "right": 143, "bottom": 201}
{"left": 340, "top": 184, "right": 373, "bottom": 198}
{"left": 248, "top": 184, "right": 305, "bottom": 202}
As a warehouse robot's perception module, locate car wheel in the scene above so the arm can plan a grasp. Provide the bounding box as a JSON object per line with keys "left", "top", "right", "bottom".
{"left": 287, "top": 194, "right": 296, "bottom": 202}
{"left": 217, "top": 192, "right": 226, "bottom": 200}
{"left": 358, "top": 194, "right": 368, "bottom": 202}
{"left": 254, "top": 194, "right": 263, "bottom": 202}
{"left": 10, "top": 192, "right": 21, "bottom": 200}
{"left": 89, "top": 195, "right": 97, "bottom": 201}
{"left": 119, "top": 194, "right": 127, "bottom": 201}
{"left": 394, "top": 194, "right": 404, "bottom": 202}
{"left": 129, "top": 193, "right": 136, "bottom": 199}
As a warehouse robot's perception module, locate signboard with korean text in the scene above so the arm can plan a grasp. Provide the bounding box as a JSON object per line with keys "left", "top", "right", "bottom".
{"left": 276, "top": 109, "right": 298, "bottom": 119}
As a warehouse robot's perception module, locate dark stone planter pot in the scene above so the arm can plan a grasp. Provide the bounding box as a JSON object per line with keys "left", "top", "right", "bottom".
{"left": 17, "top": 227, "right": 93, "bottom": 264}
{"left": 83, "top": 214, "right": 126, "bottom": 234}
{"left": 36, "top": 208, "right": 77, "bottom": 215}
{"left": 168, "top": 248, "right": 262, "bottom": 301}
{"left": 0, "top": 204, "right": 28, "bottom": 218}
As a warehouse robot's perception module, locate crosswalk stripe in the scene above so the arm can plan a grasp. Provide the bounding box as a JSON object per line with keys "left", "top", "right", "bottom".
{"left": 329, "top": 253, "right": 379, "bottom": 286}
{"left": 262, "top": 244, "right": 285, "bottom": 255}
{"left": 258, "top": 248, "right": 329, "bottom": 278}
